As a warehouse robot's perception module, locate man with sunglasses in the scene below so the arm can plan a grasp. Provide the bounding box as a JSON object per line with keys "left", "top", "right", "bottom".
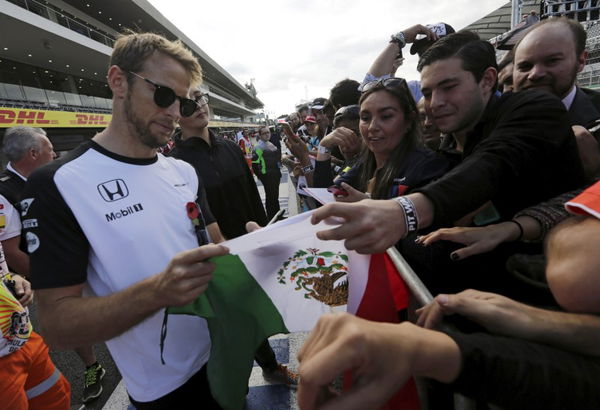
{"left": 21, "top": 32, "right": 228, "bottom": 409}
{"left": 171, "top": 89, "right": 268, "bottom": 241}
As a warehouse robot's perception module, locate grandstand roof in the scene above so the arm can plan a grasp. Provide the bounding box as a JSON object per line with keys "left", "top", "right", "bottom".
{"left": 462, "top": 1, "right": 513, "bottom": 40}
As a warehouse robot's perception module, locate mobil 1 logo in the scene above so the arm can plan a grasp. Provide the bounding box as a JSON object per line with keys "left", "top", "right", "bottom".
{"left": 105, "top": 203, "right": 144, "bottom": 222}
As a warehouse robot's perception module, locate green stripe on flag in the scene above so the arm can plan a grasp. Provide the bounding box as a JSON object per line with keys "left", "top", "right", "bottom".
{"left": 169, "top": 254, "right": 289, "bottom": 409}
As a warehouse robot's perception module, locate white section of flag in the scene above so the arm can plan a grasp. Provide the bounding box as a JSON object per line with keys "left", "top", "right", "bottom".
{"left": 223, "top": 211, "right": 358, "bottom": 331}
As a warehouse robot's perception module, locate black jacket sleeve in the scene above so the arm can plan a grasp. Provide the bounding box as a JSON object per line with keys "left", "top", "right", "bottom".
{"left": 446, "top": 330, "right": 600, "bottom": 410}
{"left": 415, "top": 90, "right": 584, "bottom": 227}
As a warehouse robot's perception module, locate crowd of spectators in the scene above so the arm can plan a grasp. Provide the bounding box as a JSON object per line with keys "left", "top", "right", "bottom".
{"left": 294, "top": 17, "right": 600, "bottom": 410}
{"left": 246, "top": 17, "right": 600, "bottom": 410}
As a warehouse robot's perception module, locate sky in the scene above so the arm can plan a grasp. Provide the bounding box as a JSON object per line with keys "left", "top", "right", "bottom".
{"left": 148, "top": 0, "right": 508, "bottom": 118}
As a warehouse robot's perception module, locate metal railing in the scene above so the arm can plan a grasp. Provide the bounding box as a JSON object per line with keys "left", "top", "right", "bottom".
{"left": 7, "top": 0, "right": 115, "bottom": 47}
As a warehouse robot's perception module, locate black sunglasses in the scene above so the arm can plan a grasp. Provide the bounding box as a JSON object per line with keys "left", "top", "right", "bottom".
{"left": 361, "top": 77, "right": 408, "bottom": 93}
{"left": 128, "top": 71, "right": 198, "bottom": 117}
{"left": 361, "top": 77, "right": 416, "bottom": 110}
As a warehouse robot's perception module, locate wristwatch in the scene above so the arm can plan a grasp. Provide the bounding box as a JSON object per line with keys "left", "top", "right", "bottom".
{"left": 318, "top": 145, "right": 331, "bottom": 154}
{"left": 302, "top": 164, "right": 314, "bottom": 174}
{"left": 389, "top": 31, "right": 406, "bottom": 49}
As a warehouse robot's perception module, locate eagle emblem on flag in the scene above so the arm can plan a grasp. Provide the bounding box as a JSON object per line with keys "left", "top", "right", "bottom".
{"left": 276, "top": 248, "right": 349, "bottom": 306}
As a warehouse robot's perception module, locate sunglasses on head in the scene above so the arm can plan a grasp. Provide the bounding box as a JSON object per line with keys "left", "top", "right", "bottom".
{"left": 361, "top": 77, "right": 408, "bottom": 93}
{"left": 128, "top": 71, "right": 198, "bottom": 117}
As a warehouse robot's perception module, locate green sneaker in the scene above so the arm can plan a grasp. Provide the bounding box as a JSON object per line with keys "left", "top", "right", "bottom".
{"left": 82, "top": 363, "right": 106, "bottom": 403}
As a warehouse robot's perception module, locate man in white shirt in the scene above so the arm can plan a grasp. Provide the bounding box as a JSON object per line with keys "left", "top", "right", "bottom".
{"left": 22, "top": 32, "right": 228, "bottom": 409}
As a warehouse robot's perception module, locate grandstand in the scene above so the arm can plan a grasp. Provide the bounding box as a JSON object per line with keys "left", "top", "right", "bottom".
{"left": 0, "top": 0, "right": 263, "bottom": 155}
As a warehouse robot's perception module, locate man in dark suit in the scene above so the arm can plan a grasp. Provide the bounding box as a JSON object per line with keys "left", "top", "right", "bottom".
{"left": 513, "top": 17, "right": 600, "bottom": 178}
{"left": 569, "top": 86, "right": 600, "bottom": 128}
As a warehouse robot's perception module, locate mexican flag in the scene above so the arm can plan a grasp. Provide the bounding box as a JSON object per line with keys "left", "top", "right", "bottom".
{"left": 168, "top": 211, "right": 419, "bottom": 409}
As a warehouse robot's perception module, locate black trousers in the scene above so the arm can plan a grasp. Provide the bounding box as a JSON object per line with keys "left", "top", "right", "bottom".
{"left": 257, "top": 171, "right": 281, "bottom": 220}
{"left": 447, "top": 330, "right": 600, "bottom": 409}
{"left": 254, "top": 339, "right": 278, "bottom": 372}
{"left": 129, "top": 364, "right": 221, "bottom": 410}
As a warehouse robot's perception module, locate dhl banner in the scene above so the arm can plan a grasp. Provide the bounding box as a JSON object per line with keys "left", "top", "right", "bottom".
{"left": 0, "top": 107, "right": 262, "bottom": 129}
{"left": 0, "top": 107, "right": 112, "bottom": 128}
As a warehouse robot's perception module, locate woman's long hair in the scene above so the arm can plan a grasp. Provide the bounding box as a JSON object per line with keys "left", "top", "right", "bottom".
{"left": 356, "top": 80, "right": 422, "bottom": 199}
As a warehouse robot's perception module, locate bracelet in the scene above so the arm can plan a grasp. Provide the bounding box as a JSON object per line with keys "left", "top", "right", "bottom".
{"left": 393, "top": 196, "right": 419, "bottom": 235}
{"left": 389, "top": 31, "right": 406, "bottom": 48}
{"left": 318, "top": 145, "right": 331, "bottom": 154}
{"left": 508, "top": 220, "right": 524, "bottom": 241}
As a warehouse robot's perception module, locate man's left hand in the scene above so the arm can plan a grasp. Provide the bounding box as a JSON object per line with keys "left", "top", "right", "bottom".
{"left": 416, "top": 289, "right": 537, "bottom": 339}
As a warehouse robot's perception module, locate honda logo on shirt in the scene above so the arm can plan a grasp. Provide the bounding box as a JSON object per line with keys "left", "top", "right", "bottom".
{"left": 97, "top": 179, "right": 129, "bottom": 202}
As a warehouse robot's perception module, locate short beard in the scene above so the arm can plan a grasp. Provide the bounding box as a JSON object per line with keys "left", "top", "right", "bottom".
{"left": 124, "top": 92, "right": 164, "bottom": 149}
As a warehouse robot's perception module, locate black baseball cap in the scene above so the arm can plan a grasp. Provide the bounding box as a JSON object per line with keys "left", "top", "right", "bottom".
{"left": 410, "top": 23, "right": 456, "bottom": 56}
{"left": 333, "top": 105, "right": 360, "bottom": 127}
{"left": 310, "top": 97, "right": 328, "bottom": 110}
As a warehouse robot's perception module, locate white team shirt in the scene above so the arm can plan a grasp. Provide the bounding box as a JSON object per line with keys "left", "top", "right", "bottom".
{"left": 22, "top": 141, "right": 211, "bottom": 401}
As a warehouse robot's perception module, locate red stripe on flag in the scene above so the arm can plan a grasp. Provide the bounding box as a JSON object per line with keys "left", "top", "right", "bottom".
{"left": 385, "top": 253, "right": 410, "bottom": 312}
{"left": 348, "top": 252, "right": 421, "bottom": 410}
{"left": 354, "top": 253, "right": 400, "bottom": 323}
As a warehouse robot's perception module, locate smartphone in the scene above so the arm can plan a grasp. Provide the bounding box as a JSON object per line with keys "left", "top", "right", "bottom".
{"left": 328, "top": 185, "right": 348, "bottom": 197}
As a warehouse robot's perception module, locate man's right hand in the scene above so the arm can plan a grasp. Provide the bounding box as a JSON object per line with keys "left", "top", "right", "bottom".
{"left": 298, "top": 313, "right": 461, "bottom": 409}
{"left": 153, "top": 244, "right": 229, "bottom": 307}
{"left": 298, "top": 314, "right": 418, "bottom": 410}
{"left": 311, "top": 199, "right": 405, "bottom": 254}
